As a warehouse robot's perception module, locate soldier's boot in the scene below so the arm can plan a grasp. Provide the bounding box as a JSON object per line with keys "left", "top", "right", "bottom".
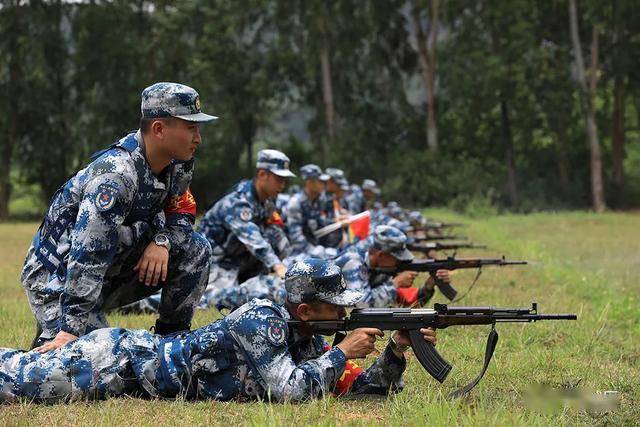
{"left": 153, "top": 319, "right": 191, "bottom": 336}
{"left": 30, "top": 322, "right": 44, "bottom": 350}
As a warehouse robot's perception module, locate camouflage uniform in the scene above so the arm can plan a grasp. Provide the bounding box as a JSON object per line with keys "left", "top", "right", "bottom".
{"left": 285, "top": 164, "right": 341, "bottom": 257}
{"left": 21, "top": 82, "right": 215, "bottom": 342}
{"left": 198, "top": 150, "right": 295, "bottom": 307}
{"left": 0, "top": 259, "right": 406, "bottom": 403}
{"left": 334, "top": 226, "right": 414, "bottom": 308}
{"left": 345, "top": 184, "right": 365, "bottom": 213}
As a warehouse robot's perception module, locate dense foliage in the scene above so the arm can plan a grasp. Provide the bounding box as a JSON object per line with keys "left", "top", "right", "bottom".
{"left": 1, "top": 0, "right": 638, "bottom": 218}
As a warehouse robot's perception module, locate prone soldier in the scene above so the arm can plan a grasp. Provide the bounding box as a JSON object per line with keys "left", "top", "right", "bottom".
{"left": 21, "top": 82, "right": 215, "bottom": 352}
{"left": 0, "top": 258, "right": 436, "bottom": 403}
{"left": 335, "top": 225, "right": 450, "bottom": 307}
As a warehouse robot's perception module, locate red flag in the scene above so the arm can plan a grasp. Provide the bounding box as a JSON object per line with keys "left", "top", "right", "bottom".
{"left": 348, "top": 211, "right": 371, "bottom": 242}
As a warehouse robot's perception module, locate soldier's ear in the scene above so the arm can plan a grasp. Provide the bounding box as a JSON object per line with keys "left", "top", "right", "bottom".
{"left": 296, "top": 303, "right": 314, "bottom": 321}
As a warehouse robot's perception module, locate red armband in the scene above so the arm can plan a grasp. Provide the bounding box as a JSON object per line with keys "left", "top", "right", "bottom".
{"left": 323, "top": 344, "right": 364, "bottom": 396}
{"left": 266, "top": 210, "right": 284, "bottom": 227}
{"left": 396, "top": 287, "right": 419, "bottom": 306}
{"left": 164, "top": 188, "right": 196, "bottom": 216}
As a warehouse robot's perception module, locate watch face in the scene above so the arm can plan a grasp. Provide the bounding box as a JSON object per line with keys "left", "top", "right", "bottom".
{"left": 155, "top": 235, "right": 169, "bottom": 245}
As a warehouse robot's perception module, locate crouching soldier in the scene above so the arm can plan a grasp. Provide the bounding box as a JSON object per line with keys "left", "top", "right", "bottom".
{"left": 0, "top": 258, "right": 436, "bottom": 403}
{"left": 198, "top": 149, "right": 294, "bottom": 308}
{"left": 21, "top": 82, "right": 214, "bottom": 352}
{"left": 335, "top": 225, "right": 451, "bottom": 307}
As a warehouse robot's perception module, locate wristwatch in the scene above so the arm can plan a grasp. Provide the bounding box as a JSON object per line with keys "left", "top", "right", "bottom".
{"left": 389, "top": 333, "right": 410, "bottom": 353}
{"left": 153, "top": 234, "right": 171, "bottom": 251}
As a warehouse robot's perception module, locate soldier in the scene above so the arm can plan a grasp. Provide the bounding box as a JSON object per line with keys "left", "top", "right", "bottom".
{"left": 0, "top": 258, "right": 437, "bottom": 403}
{"left": 345, "top": 183, "right": 365, "bottom": 213}
{"left": 324, "top": 168, "right": 351, "bottom": 215}
{"left": 361, "top": 179, "right": 381, "bottom": 210}
{"left": 285, "top": 164, "right": 341, "bottom": 258}
{"left": 198, "top": 149, "right": 294, "bottom": 307}
{"left": 20, "top": 82, "right": 215, "bottom": 353}
{"left": 335, "top": 225, "right": 450, "bottom": 307}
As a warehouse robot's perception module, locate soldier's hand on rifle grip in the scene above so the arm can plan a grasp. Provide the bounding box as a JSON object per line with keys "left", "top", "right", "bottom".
{"left": 393, "top": 328, "right": 437, "bottom": 348}
{"left": 393, "top": 271, "right": 418, "bottom": 288}
{"left": 336, "top": 328, "right": 384, "bottom": 359}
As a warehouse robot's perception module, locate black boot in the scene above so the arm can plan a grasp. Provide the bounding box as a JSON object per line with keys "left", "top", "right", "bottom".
{"left": 30, "top": 322, "right": 44, "bottom": 349}
{"left": 153, "top": 319, "right": 191, "bottom": 336}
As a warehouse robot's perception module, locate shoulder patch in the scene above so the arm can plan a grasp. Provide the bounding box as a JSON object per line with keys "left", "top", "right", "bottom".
{"left": 240, "top": 207, "right": 253, "bottom": 222}
{"left": 265, "top": 317, "right": 287, "bottom": 346}
{"left": 94, "top": 184, "right": 119, "bottom": 212}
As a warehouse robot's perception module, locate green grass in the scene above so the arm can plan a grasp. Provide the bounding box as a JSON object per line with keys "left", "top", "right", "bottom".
{"left": 0, "top": 211, "right": 638, "bottom": 425}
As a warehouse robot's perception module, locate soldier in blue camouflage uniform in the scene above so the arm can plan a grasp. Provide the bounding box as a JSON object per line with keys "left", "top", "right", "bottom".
{"left": 198, "top": 149, "right": 295, "bottom": 308}
{"left": 345, "top": 183, "right": 365, "bottom": 213}
{"left": 335, "top": 225, "right": 451, "bottom": 307}
{"left": 20, "top": 82, "right": 215, "bottom": 353}
{"left": 285, "top": 164, "right": 341, "bottom": 258}
{"left": 0, "top": 258, "right": 437, "bottom": 403}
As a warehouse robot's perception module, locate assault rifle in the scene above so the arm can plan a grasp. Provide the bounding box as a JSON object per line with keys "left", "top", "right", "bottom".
{"left": 372, "top": 256, "right": 527, "bottom": 301}
{"left": 408, "top": 242, "right": 487, "bottom": 254}
{"left": 288, "top": 302, "right": 577, "bottom": 396}
{"left": 412, "top": 234, "right": 468, "bottom": 242}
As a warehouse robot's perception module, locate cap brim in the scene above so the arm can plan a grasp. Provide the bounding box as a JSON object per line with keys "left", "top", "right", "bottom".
{"left": 373, "top": 188, "right": 381, "bottom": 195}
{"left": 272, "top": 169, "right": 296, "bottom": 178}
{"left": 319, "top": 174, "right": 330, "bottom": 181}
{"left": 391, "top": 248, "right": 414, "bottom": 262}
{"left": 319, "top": 289, "right": 365, "bottom": 307}
{"left": 175, "top": 112, "right": 218, "bottom": 123}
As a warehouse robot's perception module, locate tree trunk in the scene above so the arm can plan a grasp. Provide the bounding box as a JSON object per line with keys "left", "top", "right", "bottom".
{"left": 611, "top": 74, "right": 626, "bottom": 206}
{"left": 412, "top": 0, "right": 439, "bottom": 152}
{"left": 317, "top": 6, "right": 335, "bottom": 163}
{"left": 569, "top": 0, "right": 606, "bottom": 213}
{"left": 0, "top": 1, "right": 22, "bottom": 221}
{"left": 500, "top": 100, "right": 518, "bottom": 206}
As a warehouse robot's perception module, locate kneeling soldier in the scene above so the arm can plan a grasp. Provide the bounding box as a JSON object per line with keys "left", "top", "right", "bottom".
{"left": 0, "top": 258, "right": 436, "bottom": 403}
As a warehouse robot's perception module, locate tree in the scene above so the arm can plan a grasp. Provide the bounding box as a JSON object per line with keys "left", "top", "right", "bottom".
{"left": 410, "top": 0, "right": 440, "bottom": 152}
{"left": 569, "top": 0, "right": 606, "bottom": 212}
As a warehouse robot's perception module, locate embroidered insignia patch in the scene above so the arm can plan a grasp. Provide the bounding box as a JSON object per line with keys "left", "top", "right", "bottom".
{"left": 195, "top": 96, "right": 201, "bottom": 110}
{"left": 94, "top": 185, "right": 119, "bottom": 212}
{"left": 358, "top": 265, "right": 368, "bottom": 281}
{"left": 240, "top": 208, "right": 253, "bottom": 222}
{"left": 266, "top": 317, "right": 287, "bottom": 346}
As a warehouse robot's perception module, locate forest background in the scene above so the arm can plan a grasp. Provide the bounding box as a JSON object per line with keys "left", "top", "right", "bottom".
{"left": 1, "top": 0, "right": 639, "bottom": 220}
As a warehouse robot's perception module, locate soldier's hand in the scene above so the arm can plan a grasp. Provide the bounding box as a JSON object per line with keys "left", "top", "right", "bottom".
{"left": 336, "top": 328, "right": 384, "bottom": 359}
{"left": 273, "top": 263, "right": 287, "bottom": 279}
{"left": 135, "top": 242, "right": 169, "bottom": 286}
{"left": 393, "top": 328, "right": 437, "bottom": 349}
{"left": 34, "top": 330, "right": 78, "bottom": 353}
{"left": 435, "top": 269, "right": 451, "bottom": 283}
{"left": 393, "top": 270, "right": 418, "bottom": 288}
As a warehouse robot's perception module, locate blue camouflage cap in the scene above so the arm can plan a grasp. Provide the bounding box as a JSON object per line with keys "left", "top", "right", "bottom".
{"left": 256, "top": 149, "right": 296, "bottom": 178}
{"left": 362, "top": 179, "right": 381, "bottom": 195}
{"left": 325, "top": 168, "right": 349, "bottom": 190}
{"left": 408, "top": 210, "right": 426, "bottom": 225}
{"left": 372, "top": 225, "right": 414, "bottom": 262}
{"left": 141, "top": 82, "right": 217, "bottom": 123}
{"left": 285, "top": 258, "right": 364, "bottom": 306}
{"left": 299, "top": 164, "right": 330, "bottom": 181}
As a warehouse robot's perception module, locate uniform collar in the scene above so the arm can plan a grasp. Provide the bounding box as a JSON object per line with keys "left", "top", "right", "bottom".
{"left": 136, "top": 130, "right": 170, "bottom": 191}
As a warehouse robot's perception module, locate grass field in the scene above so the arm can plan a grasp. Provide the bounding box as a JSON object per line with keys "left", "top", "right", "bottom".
{"left": 0, "top": 211, "right": 638, "bottom": 425}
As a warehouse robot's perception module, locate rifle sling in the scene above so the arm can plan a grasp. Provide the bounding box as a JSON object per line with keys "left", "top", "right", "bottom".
{"left": 449, "top": 327, "right": 499, "bottom": 398}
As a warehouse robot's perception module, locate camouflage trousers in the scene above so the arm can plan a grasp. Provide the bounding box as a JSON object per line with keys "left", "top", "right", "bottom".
{"left": 201, "top": 274, "right": 286, "bottom": 311}
{"left": 21, "top": 230, "right": 211, "bottom": 341}
{"left": 0, "top": 328, "right": 160, "bottom": 403}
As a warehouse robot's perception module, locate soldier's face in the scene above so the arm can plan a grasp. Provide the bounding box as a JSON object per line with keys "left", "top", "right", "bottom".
{"left": 264, "top": 171, "right": 287, "bottom": 198}
{"left": 369, "top": 249, "right": 400, "bottom": 268}
{"left": 363, "top": 189, "right": 376, "bottom": 200}
{"left": 326, "top": 180, "right": 339, "bottom": 194}
{"left": 162, "top": 119, "right": 202, "bottom": 161}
